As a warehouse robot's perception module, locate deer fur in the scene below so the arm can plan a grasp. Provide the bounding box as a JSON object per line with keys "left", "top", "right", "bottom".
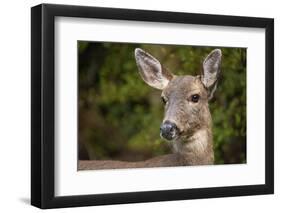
{"left": 79, "top": 48, "right": 222, "bottom": 170}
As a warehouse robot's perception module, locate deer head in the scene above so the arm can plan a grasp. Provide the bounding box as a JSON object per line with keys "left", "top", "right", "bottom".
{"left": 135, "top": 48, "right": 221, "bottom": 143}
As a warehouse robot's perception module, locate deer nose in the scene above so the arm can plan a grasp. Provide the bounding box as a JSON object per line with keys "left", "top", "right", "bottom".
{"left": 160, "top": 121, "right": 178, "bottom": 141}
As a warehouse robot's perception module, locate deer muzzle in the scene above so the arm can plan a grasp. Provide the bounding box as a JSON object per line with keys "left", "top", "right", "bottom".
{"left": 160, "top": 120, "right": 179, "bottom": 141}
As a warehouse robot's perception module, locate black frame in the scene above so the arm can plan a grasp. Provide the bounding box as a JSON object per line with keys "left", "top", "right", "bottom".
{"left": 31, "top": 3, "right": 274, "bottom": 209}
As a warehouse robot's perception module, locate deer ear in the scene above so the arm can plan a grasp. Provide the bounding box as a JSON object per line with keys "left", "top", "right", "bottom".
{"left": 135, "top": 48, "right": 173, "bottom": 90}
{"left": 201, "top": 49, "right": 222, "bottom": 100}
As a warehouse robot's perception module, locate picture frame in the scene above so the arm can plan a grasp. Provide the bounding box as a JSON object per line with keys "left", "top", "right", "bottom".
{"left": 31, "top": 3, "right": 274, "bottom": 209}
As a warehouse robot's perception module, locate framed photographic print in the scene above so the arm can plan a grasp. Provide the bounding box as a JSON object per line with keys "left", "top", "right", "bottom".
{"left": 31, "top": 3, "right": 274, "bottom": 209}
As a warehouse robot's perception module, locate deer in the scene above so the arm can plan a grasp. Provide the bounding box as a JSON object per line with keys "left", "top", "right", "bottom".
{"left": 79, "top": 48, "right": 222, "bottom": 170}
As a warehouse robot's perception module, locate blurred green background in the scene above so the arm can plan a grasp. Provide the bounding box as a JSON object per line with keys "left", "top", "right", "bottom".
{"left": 78, "top": 41, "right": 246, "bottom": 164}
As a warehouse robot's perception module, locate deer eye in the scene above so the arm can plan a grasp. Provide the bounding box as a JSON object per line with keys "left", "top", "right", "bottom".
{"left": 191, "top": 94, "right": 200, "bottom": 103}
{"left": 161, "top": 96, "right": 167, "bottom": 104}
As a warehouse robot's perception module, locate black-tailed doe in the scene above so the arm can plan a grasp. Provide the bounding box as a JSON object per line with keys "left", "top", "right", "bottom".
{"left": 79, "top": 48, "right": 222, "bottom": 170}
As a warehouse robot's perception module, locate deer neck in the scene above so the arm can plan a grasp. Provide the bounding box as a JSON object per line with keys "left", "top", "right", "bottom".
{"left": 172, "top": 121, "right": 214, "bottom": 165}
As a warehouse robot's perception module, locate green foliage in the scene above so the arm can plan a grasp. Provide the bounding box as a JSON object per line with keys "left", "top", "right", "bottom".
{"left": 78, "top": 41, "right": 246, "bottom": 164}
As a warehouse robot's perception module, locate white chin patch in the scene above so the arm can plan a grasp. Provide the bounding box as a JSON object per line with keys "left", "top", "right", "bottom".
{"left": 170, "top": 130, "right": 176, "bottom": 138}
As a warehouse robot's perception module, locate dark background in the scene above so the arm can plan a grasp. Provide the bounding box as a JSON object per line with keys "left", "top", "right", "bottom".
{"left": 78, "top": 41, "right": 246, "bottom": 164}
